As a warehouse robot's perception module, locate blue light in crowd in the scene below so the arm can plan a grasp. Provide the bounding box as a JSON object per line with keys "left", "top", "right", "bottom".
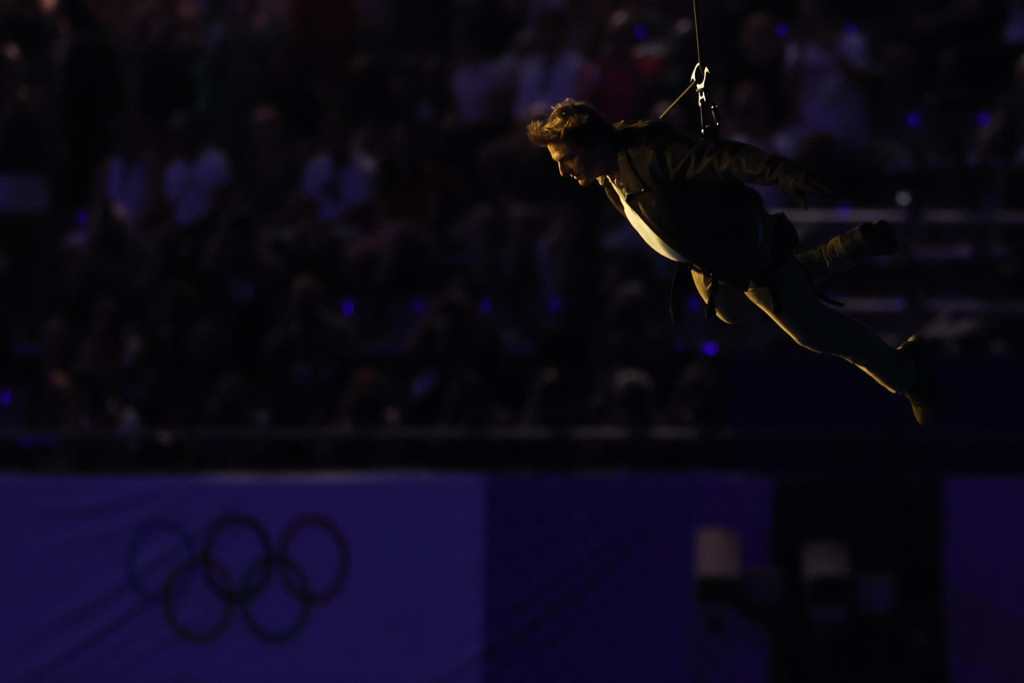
{"left": 702, "top": 340, "right": 720, "bottom": 357}
{"left": 411, "top": 297, "right": 427, "bottom": 315}
{"left": 836, "top": 203, "right": 852, "bottom": 219}
{"left": 844, "top": 22, "right": 860, "bottom": 35}
{"left": 547, "top": 295, "right": 563, "bottom": 313}
{"left": 0, "top": 387, "right": 11, "bottom": 408}
{"left": 633, "top": 23, "right": 649, "bottom": 41}
{"left": 774, "top": 23, "right": 790, "bottom": 38}
{"left": 478, "top": 297, "right": 492, "bottom": 314}
{"left": 341, "top": 300, "right": 356, "bottom": 317}
{"left": 75, "top": 208, "right": 89, "bottom": 227}
{"left": 906, "top": 111, "right": 922, "bottom": 129}
{"left": 976, "top": 110, "right": 992, "bottom": 128}
{"left": 687, "top": 294, "right": 704, "bottom": 313}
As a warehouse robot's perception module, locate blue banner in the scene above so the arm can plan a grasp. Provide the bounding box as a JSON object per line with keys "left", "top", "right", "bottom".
{"left": 945, "top": 477, "right": 1024, "bottom": 683}
{"left": 0, "top": 473, "right": 487, "bottom": 683}
{"left": 485, "top": 472, "right": 775, "bottom": 683}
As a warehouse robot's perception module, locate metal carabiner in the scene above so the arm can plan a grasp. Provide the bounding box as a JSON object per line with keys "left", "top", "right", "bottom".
{"left": 690, "top": 62, "right": 710, "bottom": 104}
{"left": 689, "top": 62, "right": 720, "bottom": 137}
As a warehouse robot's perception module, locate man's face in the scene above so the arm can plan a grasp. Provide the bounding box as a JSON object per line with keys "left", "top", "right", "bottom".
{"left": 547, "top": 142, "right": 609, "bottom": 187}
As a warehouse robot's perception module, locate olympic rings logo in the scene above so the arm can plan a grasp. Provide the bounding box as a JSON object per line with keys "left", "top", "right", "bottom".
{"left": 127, "top": 513, "right": 351, "bottom": 644}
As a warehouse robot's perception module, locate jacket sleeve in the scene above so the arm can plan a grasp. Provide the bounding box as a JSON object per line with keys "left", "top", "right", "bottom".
{"left": 665, "top": 136, "right": 828, "bottom": 203}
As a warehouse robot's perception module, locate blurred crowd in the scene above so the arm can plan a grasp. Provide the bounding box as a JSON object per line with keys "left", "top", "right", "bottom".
{"left": 0, "top": 0, "right": 1021, "bottom": 446}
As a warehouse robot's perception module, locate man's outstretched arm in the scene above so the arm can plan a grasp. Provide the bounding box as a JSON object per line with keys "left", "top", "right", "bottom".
{"left": 678, "top": 137, "right": 831, "bottom": 207}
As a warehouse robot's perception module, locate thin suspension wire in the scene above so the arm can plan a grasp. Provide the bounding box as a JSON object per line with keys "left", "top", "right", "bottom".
{"left": 657, "top": 0, "right": 704, "bottom": 119}
{"left": 692, "top": 0, "right": 702, "bottom": 66}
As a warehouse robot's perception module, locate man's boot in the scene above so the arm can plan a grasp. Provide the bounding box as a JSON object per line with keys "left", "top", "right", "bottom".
{"left": 897, "top": 335, "right": 944, "bottom": 426}
{"left": 796, "top": 220, "right": 900, "bottom": 282}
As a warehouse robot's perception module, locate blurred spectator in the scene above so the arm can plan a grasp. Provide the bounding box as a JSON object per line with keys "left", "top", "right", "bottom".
{"left": 588, "top": 278, "right": 675, "bottom": 431}
{"left": 234, "top": 103, "right": 307, "bottom": 220}
{"left": 161, "top": 110, "right": 232, "bottom": 231}
{"left": 206, "top": 0, "right": 272, "bottom": 160}
{"left": 0, "top": 0, "right": 54, "bottom": 88}
{"left": 63, "top": 200, "right": 158, "bottom": 323}
{"left": 971, "top": 51, "right": 1024, "bottom": 207}
{"left": 260, "top": 274, "right": 360, "bottom": 425}
{"left": 725, "top": 79, "right": 781, "bottom": 152}
{"left": 343, "top": 118, "right": 441, "bottom": 298}
{"left": 55, "top": 0, "right": 125, "bottom": 209}
{"left": 437, "top": 25, "right": 515, "bottom": 230}
{"left": 907, "top": 0, "right": 1009, "bottom": 206}
{"left": 724, "top": 79, "right": 793, "bottom": 207}
{"left": 133, "top": 0, "right": 210, "bottom": 128}
{"left": 202, "top": 371, "right": 257, "bottom": 426}
{"left": 779, "top": 0, "right": 873, "bottom": 160}
{"left": 0, "top": 41, "right": 54, "bottom": 216}
{"left": 336, "top": 364, "right": 401, "bottom": 428}
{"left": 665, "top": 354, "right": 726, "bottom": 426}
{"left": 447, "top": 28, "right": 514, "bottom": 130}
{"left": 1007, "top": 0, "right": 1024, "bottom": 52}
{"left": 589, "top": 279, "right": 673, "bottom": 377}
{"left": 298, "top": 109, "right": 377, "bottom": 236}
{"left": 288, "top": 0, "right": 357, "bottom": 100}
{"left": 512, "top": 8, "right": 587, "bottom": 122}
{"left": 579, "top": 9, "right": 646, "bottom": 124}
{"left": 592, "top": 365, "right": 658, "bottom": 432}
{"left": 71, "top": 296, "right": 138, "bottom": 425}
{"left": 911, "top": 0, "right": 1009, "bottom": 98}
{"left": 197, "top": 209, "right": 278, "bottom": 375}
{"left": 36, "top": 313, "right": 77, "bottom": 428}
{"left": 402, "top": 277, "right": 508, "bottom": 425}
{"left": 0, "top": 39, "right": 63, "bottom": 348}
{"left": 89, "top": 113, "right": 163, "bottom": 235}
{"left": 142, "top": 279, "right": 200, "bottom": 426}
{"left": 729, "top": 10, "right": 787, "bottom": 133}
{"left": 251, "top": 108, "right": 371, "bottom": 295}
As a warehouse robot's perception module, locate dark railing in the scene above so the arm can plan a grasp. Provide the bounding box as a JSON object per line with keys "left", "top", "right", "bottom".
{"left": 3, "top": 423, "right": 1022, "bottom": 475}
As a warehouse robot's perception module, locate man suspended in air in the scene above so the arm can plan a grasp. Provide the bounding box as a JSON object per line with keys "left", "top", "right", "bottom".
{"left": 526, "top": 98, "right": 943, "bottom": 425}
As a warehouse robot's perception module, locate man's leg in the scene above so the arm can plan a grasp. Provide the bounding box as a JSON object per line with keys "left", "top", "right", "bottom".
{"left": 744, "top": 259, "right": 915, "bottom": 394}
{"left": 692, "top": 270, "right": 757, "bottom": 324}
{"left": 696, "top": 260, "right": 941, "bottom": 423}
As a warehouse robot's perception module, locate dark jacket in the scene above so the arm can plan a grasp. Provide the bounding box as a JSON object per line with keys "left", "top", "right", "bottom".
{"left": 602, "top": 120, "right": 813, "bottom": 292}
